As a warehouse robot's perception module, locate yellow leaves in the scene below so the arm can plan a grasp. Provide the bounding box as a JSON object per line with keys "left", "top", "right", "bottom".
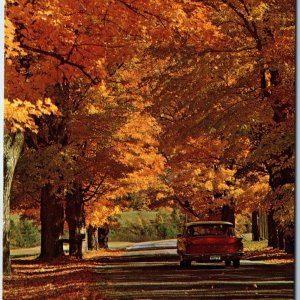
{"left": 4, "top": 98, "right": 60, "bottom": 133}
{"left": 87, "top": 104, "right": 102, "bottom": 115}
{"left": 230, "top": 188, "right": 244, "bottom": 198}
{"left": 4, "top": 18, "right": 27, "bottom": 61}
{"left": 213, "top": 103, "right": 224, "bottom": 112}
{"left": 249, "top": 3, "right": 270, "bottom": 22}
{"left": 234, "top": 174, "right": 271, "bottom": 211}
{"left": 204, "top": 181, "right": 213, "bottom": 192}
{"left": 217, "top": 182, "right": 230, "bottom": 191}
{"left": 85, "top": 200, "right": 121, "bottom": 227}
{"left": 193, "top": 168, "right": 202, "bottom": 176}
{"left": 227, "top": 76, "right": 237, "bottom": 87}
{"left": 156, "top": 192, "right": 165, "bottom": 200}
{"left": 115, "top": 112, "right": 161, "bottom": 147}
{"left": 264, "top": 69, "right": 272, "bottom": 88}
{"left": 170, "top": 8, "right": 186, "bottom": 29}
{"left": 36, "top": 98, "right": 61, "bottom": 116}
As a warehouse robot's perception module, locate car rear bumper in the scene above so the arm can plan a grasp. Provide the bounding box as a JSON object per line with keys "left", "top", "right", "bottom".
{"left": 180, "top": 252, "right": 244, "bottom": 262}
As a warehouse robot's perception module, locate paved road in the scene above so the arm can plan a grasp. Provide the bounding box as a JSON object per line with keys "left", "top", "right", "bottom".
{"left": 126, "top": 239, "right": 177, "bottom": 251}
{"left": 96, "top": 255, "right": 294, "bottom": 299}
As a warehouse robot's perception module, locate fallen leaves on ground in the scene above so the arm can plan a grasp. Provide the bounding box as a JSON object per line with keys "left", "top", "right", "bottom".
{"left": 4, "top": 249, "right": 128, "bottom": 299}
{"left": 3, "top": 257, "right": 104, "bottom": 300}
{"left": 243, "top": 246, "right": 294, "bottom": 263}
{"left": 83, "top": 249, "right": 125, "bottom": 259}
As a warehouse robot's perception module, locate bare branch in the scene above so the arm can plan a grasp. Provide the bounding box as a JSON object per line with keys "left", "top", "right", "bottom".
{"left": 83, "top": 174, "right": 108, "bottom": 202}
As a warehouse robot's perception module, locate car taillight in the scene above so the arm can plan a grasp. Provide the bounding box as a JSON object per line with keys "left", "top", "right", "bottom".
{"left": 185, "top": 239, "right": 191, "bottom": 251}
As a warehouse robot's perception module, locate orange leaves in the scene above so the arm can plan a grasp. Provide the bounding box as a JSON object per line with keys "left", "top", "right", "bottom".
{"left": 112, "top": 111, "right": 165, "bottom": 194}
{"left": 85, "top": 200, "right": 121, "bottom": 227}
{"left": 6, "top": 0, "right": 219, "bottom": 94}
{"left": 235, "top": 174, "right": 270, "bottom": 212}
{"left": 4, "top": 98, "right": 60, "bottom": 133}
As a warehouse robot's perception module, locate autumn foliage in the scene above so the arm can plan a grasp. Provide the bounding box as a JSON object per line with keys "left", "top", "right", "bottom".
{"left": 4, "top": 0, "right": 295, "bottom": 274}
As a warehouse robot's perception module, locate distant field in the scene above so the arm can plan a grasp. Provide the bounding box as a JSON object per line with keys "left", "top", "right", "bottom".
{"left": 114, "top": 209, "right": 167, "bottom": 226}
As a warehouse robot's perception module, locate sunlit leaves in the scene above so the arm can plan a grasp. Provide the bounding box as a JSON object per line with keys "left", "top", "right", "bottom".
{"left": 85, "top": 200, "right": 121, "bottom": 227}
{"left": 4, "top": 18, "right": 26, "bottom": 61}
{"left": 4, "top": 98, "right": 60, "bottom": 133}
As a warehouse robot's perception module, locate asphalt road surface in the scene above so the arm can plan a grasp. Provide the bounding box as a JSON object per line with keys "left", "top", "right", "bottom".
{"left": 96, "top": 255, "right": 294, "bottom": 299}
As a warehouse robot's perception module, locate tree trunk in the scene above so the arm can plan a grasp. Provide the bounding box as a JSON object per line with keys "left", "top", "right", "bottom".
{"left": 98, "top": 223, "right": 109, "bottom": 249}
{"left": 87, "top": 225, "right": 98, "bottom": 250}
{"left": 65, "top": 183, "right": 85, "bottom": 257}
{"left": 252, "top": 211, "right": 260, "bottom": 241}
{"left": 3, "top": 132, "right": 24, "bottom": 274}
{"left": 221, "top": 204, "right": 235, "bottom": 226}
{"left": 278, "top": 229, "right": 284, "bottom": 250}
{"left": 40, "top": 184, "right": 64, "bottom": 259}
{"left": 267, "top": 211, "right": 278, "bottom": 248}
{"left": 284, "top": 225, "right": 294, "bottom": 254}
{"left": 284, "top": 235, "right": 294, "bottom": 254}
{"left": 259, "top": 209, "right": 268, "bottom": 240}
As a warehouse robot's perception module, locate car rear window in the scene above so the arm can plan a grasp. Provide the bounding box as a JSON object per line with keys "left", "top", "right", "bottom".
{"left": 185, "top": 224, "right": 235, "bottom": 237}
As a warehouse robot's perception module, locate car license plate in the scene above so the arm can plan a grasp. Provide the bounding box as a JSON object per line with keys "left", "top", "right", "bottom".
{"left": 210, "top": 255, "right": 221, "bottom": 260}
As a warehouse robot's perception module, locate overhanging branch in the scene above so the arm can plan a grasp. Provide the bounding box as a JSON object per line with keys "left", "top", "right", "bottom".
{"left": 20, "top": 44, "right": 100, "bottom": 84}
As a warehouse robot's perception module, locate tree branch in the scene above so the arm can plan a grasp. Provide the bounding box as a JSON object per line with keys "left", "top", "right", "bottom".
{"left": 220, "top": 0, "right": 262, "bottom": 50}
{"left": 83, "top": 174, "right": 108, "bottom": 202}
{"left": 20, "top": 44, "right": 100, "bottom": 84}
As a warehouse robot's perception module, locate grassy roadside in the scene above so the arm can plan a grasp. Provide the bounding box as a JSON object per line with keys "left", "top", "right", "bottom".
{"left": 10, "top": 241, "right": 134, "bottom": 259}
{"left": 243, "top": 240, "right": 294, "bottom": 263}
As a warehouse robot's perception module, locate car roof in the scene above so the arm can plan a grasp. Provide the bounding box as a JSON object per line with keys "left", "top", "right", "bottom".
{"left": 185, "top": 221, "right": 234, "bottom": 227}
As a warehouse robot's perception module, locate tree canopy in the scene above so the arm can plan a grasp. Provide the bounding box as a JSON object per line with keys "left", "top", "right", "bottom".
{"left": 4, "top": 0, "right": 295, "bottom": 271}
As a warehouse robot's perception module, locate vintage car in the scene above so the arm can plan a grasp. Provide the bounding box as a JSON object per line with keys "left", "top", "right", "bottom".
{"left": 177, "top": 221, "right": 243, "bottom": 268}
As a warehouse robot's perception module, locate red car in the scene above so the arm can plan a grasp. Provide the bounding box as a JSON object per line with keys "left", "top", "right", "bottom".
{"left": 177, "top": 221, "right": 243, "bottom": 268}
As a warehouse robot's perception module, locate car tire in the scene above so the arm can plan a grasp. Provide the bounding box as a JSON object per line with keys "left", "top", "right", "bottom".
{"left": 185, "top": 260, "right": 192, "bottom": 268}
{"left": 180, "top": 260, "right": 191, "bottom": 268}
{"left": 233, "top": 259, "right": 240, "bottom": 268}
{"left": 225, "top": 260, "right": 231, "bottom": 267}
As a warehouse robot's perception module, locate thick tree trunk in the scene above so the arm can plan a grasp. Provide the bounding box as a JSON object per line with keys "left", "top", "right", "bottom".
{"left": 3, "top": 132, "right": 24, "bottom": 274}
{"left": 40, "top": 184, "right": 64, "bottom": 259}
{"left": 65, "top": 183, "right": 85, "bottom": 257}
{"left": 221, "top": 204, "right": 235, "bottom": 226}
{"left": 284, "top": 225, "right": 294, "bottom": 254}
{"left": 98, "top": 223, "right": 109, "bottom": 249}
{"left": 284, "top": 235, "right": 294, "bottom": 254}
{"left": 267, "top": 211, "right": 278, "bottom": 248}
{"left": 252, "top": 211, "right": 260, "bottom": 241}
{"left": 87, "top": 225, "right": 98, "bottom": 250}
{"left": 278, "top": 229, "right": 284, "bottom": 250}
{"left": 259, "top": 209, "right": 268, "bottom": 240}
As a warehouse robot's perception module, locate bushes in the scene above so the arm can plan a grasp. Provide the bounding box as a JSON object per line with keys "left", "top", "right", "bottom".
{"left": 109, "top": 209, "right": 185, "bottom": 242}
{"left": 10, "top": 216, "right": 40, "bottom": 248}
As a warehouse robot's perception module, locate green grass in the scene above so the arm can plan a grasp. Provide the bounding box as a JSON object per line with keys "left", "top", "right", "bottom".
{"left": 115, "top": 210, "right": 161, "bottom": 226}
{"left": 11, "top": 247, "right": 40, "bottom": 258}
{"left": 243, "top": 240, "right": 268, "bottom": 252}
{"left": 109, "top": 208, "right": 183, "bottom": 242}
